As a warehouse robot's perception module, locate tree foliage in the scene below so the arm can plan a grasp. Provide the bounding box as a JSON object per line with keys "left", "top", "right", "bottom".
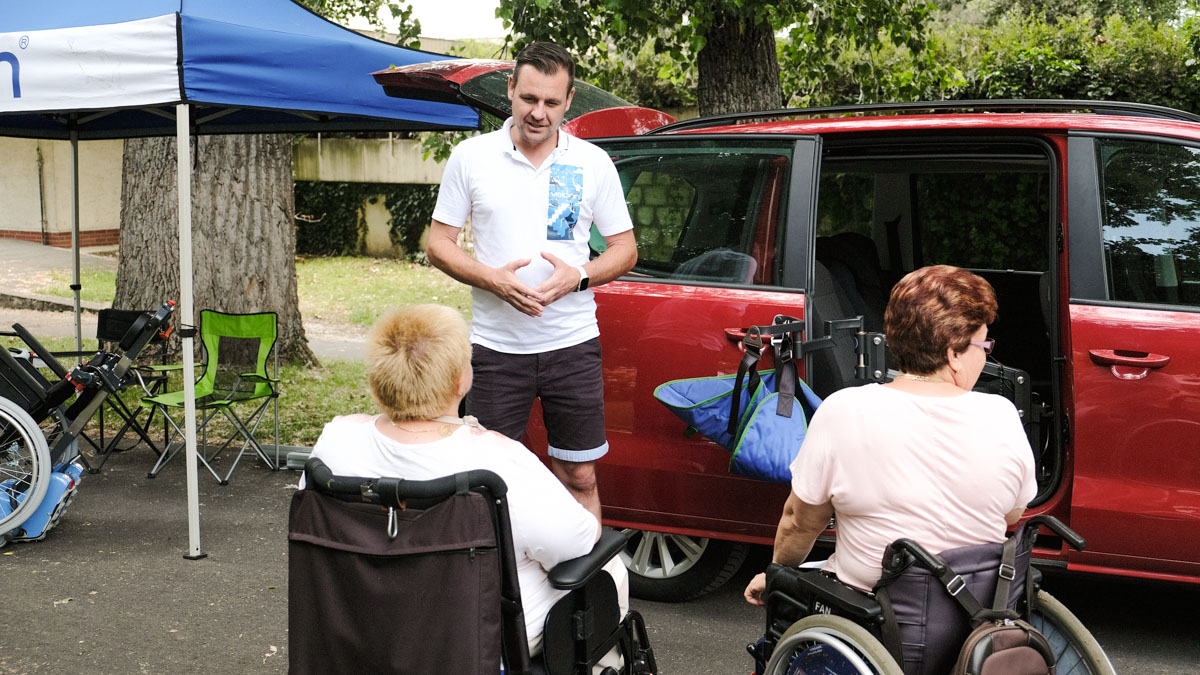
{"left": 956, "top": 0, "right": 1187, "bottom": 25}
{"left": 497, "top": 0, "right": 941, "bottom": 116}
{"left": 297, "top": 0, "right": 422, "bottom": 46}
{"left": 942, "top": 12, "right": 1200, "bottom": 111}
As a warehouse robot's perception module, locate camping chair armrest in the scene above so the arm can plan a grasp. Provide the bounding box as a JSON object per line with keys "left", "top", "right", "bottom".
{"left": 237, "top": 373, "right": 279, "bottom": 384}
{"left": 129, "top": 366, "right": 170, "bottom": 396}
{"left": 548, "top": 530, "right": 627, "bottom": 591}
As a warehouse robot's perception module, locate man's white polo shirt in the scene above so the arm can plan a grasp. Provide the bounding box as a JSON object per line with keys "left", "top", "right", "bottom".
{"left": 432, "top": 118, "right": 633, "bottom": 354}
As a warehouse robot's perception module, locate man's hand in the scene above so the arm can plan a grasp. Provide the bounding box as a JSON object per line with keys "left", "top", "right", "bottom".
{"left": 489, "top": 258, "right": 544, "bottom": 317}
{"left": 532, "top": 251, "right": 582, "bottom": 306}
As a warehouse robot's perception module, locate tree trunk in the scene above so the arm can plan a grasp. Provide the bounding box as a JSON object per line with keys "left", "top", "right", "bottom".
{"left": 697, "top": 9, "right": 783, "bottom": 117}
{"left": 115, "top": 133, "right": 317, "bottom": 366}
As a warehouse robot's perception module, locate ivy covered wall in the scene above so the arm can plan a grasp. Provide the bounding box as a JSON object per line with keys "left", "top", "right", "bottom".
{"left": 294, "top": 181, "right": 439, "bottom": 259}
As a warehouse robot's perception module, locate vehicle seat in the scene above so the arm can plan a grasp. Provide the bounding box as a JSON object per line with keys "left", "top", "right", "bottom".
{"left": 807, "top": 261, "right": 862, "bottom": 398}
{"left": 815, "top": 233, "right": 888, "bottom": 332}
{"left": 673, "top": 248, "right": 758, "bottom": 284}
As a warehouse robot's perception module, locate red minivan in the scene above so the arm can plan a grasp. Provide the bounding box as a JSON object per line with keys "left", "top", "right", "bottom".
{"left": 377, "top": 68, "right": 1200, "bottom": 601}
{"left": 536, "top": 101, "right": 1200, "bottom": 601}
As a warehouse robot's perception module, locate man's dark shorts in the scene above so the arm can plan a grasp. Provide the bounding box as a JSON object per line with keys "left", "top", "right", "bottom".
{"left": 466, "top": 337, "right": 607, "bottom": 462}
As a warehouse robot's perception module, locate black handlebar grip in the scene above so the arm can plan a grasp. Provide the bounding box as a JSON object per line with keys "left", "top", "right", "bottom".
{"left": 1023, "top": 515, "right": 1086, "bottom": 552}
{"left": 11, "top": 324, "right": 69, "bottom": 379}
{"left": 891, "top": 538, "right": 947, "bottom": 576}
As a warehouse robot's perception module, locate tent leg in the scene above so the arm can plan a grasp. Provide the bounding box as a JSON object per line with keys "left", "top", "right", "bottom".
{"left": 70, "top": 128, "right": 82, "bottom": 358}
{"left": 178, "top": 103, "right": 206, "bottom": 561}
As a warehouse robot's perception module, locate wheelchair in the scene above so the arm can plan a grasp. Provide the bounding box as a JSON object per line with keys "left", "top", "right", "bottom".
{"left": 757, "top": 516, "right": 1115, "bottom": 675}
{"left": 288, "top": 457, "right": 658, "bottom": 675}
{"left": 0, "top": 302, "right": 175, "bottom": 544}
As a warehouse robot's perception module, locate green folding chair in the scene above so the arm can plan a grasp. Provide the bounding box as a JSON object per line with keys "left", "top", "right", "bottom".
{"left": 142, "top": 310, "right": 281, "bottom": 484}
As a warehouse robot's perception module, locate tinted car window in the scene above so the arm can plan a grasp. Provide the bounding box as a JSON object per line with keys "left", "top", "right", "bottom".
{"left": 606, "top": 141, "right": 793, "bottom": 285}
{"left": 916, "top": 166, "right": 1050, "bottom": 271}
{"left": 1098, "top": 138, "right": 1200, "bottom": 306}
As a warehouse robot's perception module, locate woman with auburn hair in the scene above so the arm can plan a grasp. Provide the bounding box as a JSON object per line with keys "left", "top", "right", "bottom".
{"left": 301, "top": 304, "right": 627, "bottom": 659}
{"left": 745, "top": 265, "right": 1037, "bottom": 599}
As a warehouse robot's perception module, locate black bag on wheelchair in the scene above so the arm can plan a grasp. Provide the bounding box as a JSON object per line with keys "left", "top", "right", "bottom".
{"left": 875, "top": 535, "right": 1053, "bottom": 675}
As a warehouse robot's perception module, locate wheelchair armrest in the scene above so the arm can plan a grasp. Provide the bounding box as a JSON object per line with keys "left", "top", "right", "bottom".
{"left": 548, "top": 529, "right": 626, "bottom": 591}
{"left": 765, "top": 563, "right": 882, "bottom": 626}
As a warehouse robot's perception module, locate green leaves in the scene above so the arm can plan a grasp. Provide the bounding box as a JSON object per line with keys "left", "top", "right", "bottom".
{"left": 295, "top": 0, "right": 422, "bottom": 47}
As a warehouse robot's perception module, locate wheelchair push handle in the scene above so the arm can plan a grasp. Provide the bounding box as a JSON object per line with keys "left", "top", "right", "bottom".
{"left": 1022, "top": 514, "right": 1086, "bottom": 552}
{"left": 889, "top": 538, "right": 947, "bottom": 576}
{"left": 304, "top": 457, "right": 509, "bottom": 507}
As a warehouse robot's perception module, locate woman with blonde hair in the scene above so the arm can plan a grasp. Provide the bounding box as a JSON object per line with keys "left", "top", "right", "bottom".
{"left": 305, "top": 304, "right": 626, "bottom": 658}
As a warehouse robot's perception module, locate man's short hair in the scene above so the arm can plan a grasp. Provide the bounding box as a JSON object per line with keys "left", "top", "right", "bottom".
{"left": 366, "top": 304, "right": 471, "bottom": 422}
{"left": 513, "top": 41, "right": 575, "bottom": 87}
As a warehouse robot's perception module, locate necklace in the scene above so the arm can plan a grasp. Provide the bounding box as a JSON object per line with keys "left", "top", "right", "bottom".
{"left": 895, "top": 372, "right": 948, "bottom": 383}
{"left": 388, "top": 418, "right": 454, "bottom": 437}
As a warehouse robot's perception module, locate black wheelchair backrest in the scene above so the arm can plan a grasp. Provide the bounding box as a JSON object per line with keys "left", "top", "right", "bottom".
{"left": 291, "top": 458, "right": 532, "bottom": 675}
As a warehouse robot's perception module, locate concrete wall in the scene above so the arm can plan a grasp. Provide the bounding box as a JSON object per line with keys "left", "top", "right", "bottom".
{"left": 0, "top": 137, "right": 124, "bottom": 246}
{"left": 293, "top": 136, "right": 446, "bottom": 184}
{"left": 0, "top": 135, "right": 446, "bottom": 249}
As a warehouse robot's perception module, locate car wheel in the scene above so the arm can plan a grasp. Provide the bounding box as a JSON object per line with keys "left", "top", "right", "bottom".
{"left": 619, "top": 528, "right": 748, "bottom": 602}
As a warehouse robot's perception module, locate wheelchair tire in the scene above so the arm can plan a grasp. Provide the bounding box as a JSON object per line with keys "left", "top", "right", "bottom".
{"left": 765, "top": 614, "right": 904, "bottom": 675}
{"left": 620, "top": 529, "right": 747, "bottom": 602}
{"left": 0, "top": 396, "right": 52, "bottom": 538}
{"left": 1030, "top": 590, "right": 1116, "bottom": 675}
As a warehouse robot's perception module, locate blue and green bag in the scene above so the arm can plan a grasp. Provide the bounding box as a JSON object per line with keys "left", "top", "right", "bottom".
{"left": 653, "top": 318, "right": 822, "bottom": 483}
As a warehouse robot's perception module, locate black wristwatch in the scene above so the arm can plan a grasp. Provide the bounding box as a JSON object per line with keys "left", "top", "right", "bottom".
{"left": 574, "top": 265, "right": 590, "bottom": 292}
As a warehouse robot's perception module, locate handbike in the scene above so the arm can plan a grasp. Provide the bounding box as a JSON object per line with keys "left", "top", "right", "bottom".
{"left": 0, "top": 301, "right": 175, "bottom": 545}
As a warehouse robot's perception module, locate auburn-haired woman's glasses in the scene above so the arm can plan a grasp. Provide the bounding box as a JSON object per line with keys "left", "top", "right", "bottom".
{"left": 969, "top": 339, "right": 995, "bottom": 355}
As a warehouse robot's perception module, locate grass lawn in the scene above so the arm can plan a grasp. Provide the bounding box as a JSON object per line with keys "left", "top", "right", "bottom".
{"left": 296, "top": 256, "right": 471, "bottom": 328}
{"left": 10, "top": 256, "right": 472, "bottom": 448}
{"left": 38, "top": 268, "right": 118, "bottom": 304}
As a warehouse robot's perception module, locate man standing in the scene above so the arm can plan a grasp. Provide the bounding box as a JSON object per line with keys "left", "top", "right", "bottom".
{"left": 426, "top": 42, "right": 637, "bottom": 520}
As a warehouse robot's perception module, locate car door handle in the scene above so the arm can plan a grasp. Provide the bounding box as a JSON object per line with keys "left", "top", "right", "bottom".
{"left": 725, "top": 327, "right": 748, "bottom": 342}
{"left": 1088, "top": 349, "right": 1171, "bottom": 369}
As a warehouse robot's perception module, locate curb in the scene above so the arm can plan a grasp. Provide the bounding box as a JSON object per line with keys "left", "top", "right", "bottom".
{"left": 0, "top": 290, "right": 106, "bottom": 314}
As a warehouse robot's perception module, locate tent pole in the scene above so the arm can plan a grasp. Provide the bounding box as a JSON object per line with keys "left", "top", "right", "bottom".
{"left": 70, "top": 129, "right": 82, "bottom": 356}
{"left": 178, "top": 103, "right": 206, "bottom": 561}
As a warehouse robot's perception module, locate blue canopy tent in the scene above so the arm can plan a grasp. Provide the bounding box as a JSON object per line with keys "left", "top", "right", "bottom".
{"left": 0, "top": 0, "right": 479, "bottom": 558}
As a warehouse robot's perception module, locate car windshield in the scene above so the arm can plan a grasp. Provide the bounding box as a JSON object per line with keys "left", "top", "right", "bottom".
{"left": 459, "top": 68, "right": 633, "bottom": 121}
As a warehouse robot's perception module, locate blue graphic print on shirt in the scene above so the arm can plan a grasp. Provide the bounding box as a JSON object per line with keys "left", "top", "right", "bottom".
{"left": 547, "top": 164, "right": 583, "bottom": 240}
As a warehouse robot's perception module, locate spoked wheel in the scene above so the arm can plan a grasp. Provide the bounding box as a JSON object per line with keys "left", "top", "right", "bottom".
{"left": 1029, "top": 590, "right": 1116, "bottom": 675}
{"left": 619, "top": 528, "right": 748, "bottom": 602}
{"left": 0, "top": 397, "right": 52, "bottom": 538}
{"left": 765, "top": 615, "right": 904, "bottom": 675}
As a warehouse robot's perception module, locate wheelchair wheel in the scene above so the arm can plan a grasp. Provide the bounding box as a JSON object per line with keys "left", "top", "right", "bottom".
{"left": 1030, "top": 590, "right": 1116, "bottom": 675}
{"left": 0, "top": 397, "right": 52, "bottom": 538}
{"left": 765, "top": 615, "right": 904, "bottom": 675}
